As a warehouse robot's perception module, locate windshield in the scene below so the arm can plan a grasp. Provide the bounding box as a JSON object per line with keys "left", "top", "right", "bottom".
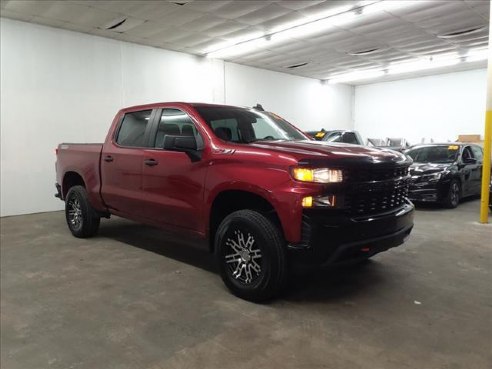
{"left": 323, "top": 132, "right": 342, "bottom": 142}
{"left": 194, "top": 106, "right": 308, "bottom": 143}
{"left": 406, "top": 145, "right": 460, "bottom": 163}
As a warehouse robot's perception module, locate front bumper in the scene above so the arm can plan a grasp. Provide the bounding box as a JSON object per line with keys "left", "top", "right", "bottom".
{"left": 288, "top": 201, "right": 414, "bottom": 266}
{"left": 408, "top": 180, "right": 449, "bottom": 203}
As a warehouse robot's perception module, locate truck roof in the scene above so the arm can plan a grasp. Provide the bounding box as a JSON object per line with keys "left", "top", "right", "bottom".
{"left": 120, "top": 101, "right": 241, "bottom": 113}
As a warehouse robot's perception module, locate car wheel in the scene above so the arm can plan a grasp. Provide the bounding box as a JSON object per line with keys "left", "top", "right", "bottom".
{"left": 65, "top": 185, "right": 100, "bottom": 238}
{"left": 215, "top": 210, "right": 287, "bottom": 302}
{"left": 443, "top": 179, "right": 460, "bottom": 209}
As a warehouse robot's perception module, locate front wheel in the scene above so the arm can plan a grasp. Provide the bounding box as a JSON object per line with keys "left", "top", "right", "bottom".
{"left": 215, "top": 210, "right": 287, "bottom": 302}
{"left": 65, "top": 185, "right": 100, "bottom": 238}
{"left": 443, "top": 179, "right": 460, "bottom": 208}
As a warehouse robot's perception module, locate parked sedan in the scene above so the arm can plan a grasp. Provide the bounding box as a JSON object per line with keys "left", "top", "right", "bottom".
{"left": 405, "top": 143, "right": 484, "bottom": 208}
{"left": 305, "top": 129, "right": 327, "bottom": 140}
{"left": 305, "top": 129, "right": 364, "bottom": 144}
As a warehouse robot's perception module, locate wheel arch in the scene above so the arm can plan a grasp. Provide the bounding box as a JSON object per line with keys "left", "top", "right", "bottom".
{"left": 62, "top": 171, "right": 86, "bottom": 199}
{"left": 208, "top": 189, "right": 283, "bottom": 253}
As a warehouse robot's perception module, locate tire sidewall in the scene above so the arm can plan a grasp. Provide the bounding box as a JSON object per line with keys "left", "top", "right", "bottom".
{"left": 65, "top": 187, "right": 85, "bottom": 236}
{"left": 65, "top": 186, "right": 99, "bottom": 238}
{"left": 215, "top": 211, "right": 285, "bottom": 301}
{"left": 446, "top": 180, "right": 460, "bottom": 208}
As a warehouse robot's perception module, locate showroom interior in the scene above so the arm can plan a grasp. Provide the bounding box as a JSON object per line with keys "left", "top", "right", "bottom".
{"left": 1, "top": 0, "right": 491, "bottom": 368}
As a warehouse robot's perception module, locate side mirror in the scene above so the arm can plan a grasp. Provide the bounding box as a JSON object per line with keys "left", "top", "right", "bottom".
{"left": 163, "top": 135, "right": 197, "bottom": 151}
{"left": 463, "top": 157, "right": 477, "bottom": 164}
{"left": 163, "top": 135, "right": 201, "bottom": 161}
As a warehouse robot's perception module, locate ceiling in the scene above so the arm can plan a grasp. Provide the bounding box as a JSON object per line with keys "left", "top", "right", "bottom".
{"left": 0, "top": 0, "right": 489, "bottom": 84}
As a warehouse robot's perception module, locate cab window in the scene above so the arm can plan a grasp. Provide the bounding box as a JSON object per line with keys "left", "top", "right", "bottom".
{"left": 154, "top": 108, "right": 199, "bottom": 148}
{"left": 462, "top": 146, "right": 474, "bottom": 162}
{"left": 116, "top": 110, "right": 152, "bottom": 147}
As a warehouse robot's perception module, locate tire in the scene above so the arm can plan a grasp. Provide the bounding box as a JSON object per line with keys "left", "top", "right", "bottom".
{"left": 443, "top": 179, "right": 460, "bottom": 209}
{"left": 215, "top": 210, "right": 287, "bottom": 302}
{"left": 65, "top": 185, "right": 100, "bottom": 238}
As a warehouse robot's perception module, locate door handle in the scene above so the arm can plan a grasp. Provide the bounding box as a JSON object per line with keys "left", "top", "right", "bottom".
{"left": 144, "top": 158, "right": 158, "bottom": 167}
{"left": 104, "top": 155, "right": 114, "bottom": 162}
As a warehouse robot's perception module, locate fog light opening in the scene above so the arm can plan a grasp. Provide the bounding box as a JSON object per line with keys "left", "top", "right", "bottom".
{"left": 302, "top": 196, "right": 313, "bottom": 208}
{"left": 315, "top": 195, "right": 336, "bottom": 207}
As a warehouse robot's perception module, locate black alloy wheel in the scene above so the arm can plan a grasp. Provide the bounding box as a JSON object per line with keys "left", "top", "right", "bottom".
{"left": 443, "top": 180, "right": 460, "bottom": 208}
{"left": 215, "top": 210, "right": 287, "bottom": 302}
{"left": 65, "top": 185, "right": 100, "bottom": 238}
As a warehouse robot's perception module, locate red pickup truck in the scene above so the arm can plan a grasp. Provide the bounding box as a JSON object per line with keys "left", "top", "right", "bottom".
{"left": 56, "top": 102, "right": 414, "bottom": 301}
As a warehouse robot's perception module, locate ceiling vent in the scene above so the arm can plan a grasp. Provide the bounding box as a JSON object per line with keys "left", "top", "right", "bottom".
{"left": 101, "top": 17, "right": 146, "bottom": 33}
{"left": 438, "top": 26, "right": 486, "bottom": 39}
{"left": 287, "top": 62, "right": 308, "bottom": 69}
{"left": 347, "top": 47, "right": 384, "bottom": 56}
{"left": 106, "top": 18, "right": 127, "bottom": 30}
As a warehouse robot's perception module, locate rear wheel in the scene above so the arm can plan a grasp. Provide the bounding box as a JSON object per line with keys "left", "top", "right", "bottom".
{"left": 215, "top": 210, "right": 287, "bottom": 302}
{"left": 65, "top": 185, "right": 100, "bottom": 238}
{"left": 443, "top": 179, "right": 460, "bottom": 208}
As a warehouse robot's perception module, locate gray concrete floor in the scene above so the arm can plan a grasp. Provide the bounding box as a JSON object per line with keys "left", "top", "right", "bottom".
{"left": 1, "top": 200, "right": 491, "bottom": 369}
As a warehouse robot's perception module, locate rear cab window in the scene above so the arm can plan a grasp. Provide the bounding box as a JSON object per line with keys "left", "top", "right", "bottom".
{"left": 116, "top": 110, "right": 152, "bottom": 147}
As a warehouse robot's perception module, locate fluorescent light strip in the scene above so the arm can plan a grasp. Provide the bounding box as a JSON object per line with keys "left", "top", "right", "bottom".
{"left": 466, "top": 48, "right": 489, "bottom": 63}
{"left": 387, "top": 58, "right": 460, "bottom": 75}
{"left": 206, "top": 0, "right": 422, "bottom": 59}
{"left": 328, "top": 69, "right": 385, "bottom": 84}
{"left": 327, "top": 48, "right": 489, "bottom": 84}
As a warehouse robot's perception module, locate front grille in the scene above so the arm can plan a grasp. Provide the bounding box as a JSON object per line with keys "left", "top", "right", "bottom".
{"left": 344, "top": 166, "right": 410, "bottom": 215}
{"left": 344, "top": 166, "right": 408, "bottom": 182}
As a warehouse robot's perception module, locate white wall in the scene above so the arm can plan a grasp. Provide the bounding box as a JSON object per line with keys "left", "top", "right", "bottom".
{"left": 224, "top": 63, "right": 353, "bottom": 131}
{"left": 354, "top": 69, "right": 488, "bottom": 145}
{"left": 0, "top": 18, "right": 353, "bottom": 216}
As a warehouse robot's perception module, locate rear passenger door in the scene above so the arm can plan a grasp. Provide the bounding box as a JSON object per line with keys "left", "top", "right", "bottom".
{"left": 460, "top": 145, "right": 480, "bottom": 196}
{"left": 470, "top": 145, "right": 484, "bottom": 195}
{"left": 140, "top": 108, "right": 207, "bottom": 233}
{"left": 101, "top": 109, "right": 155, "bottom": 218}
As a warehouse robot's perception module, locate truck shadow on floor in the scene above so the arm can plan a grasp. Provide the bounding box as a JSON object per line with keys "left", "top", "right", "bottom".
{"left": 98, "top": 219, "right": 218, "bottom": 274}
{"left": 413, "top": 197, "right": 480, "bottom": 212}
{"left": 283, "top": 261, "right": 387, "bottom": 302}
{"left": 98, "top": 218, "right": 387, "bottom": 302}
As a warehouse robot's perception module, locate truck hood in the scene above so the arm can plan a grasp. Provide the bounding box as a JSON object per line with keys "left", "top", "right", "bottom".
{"left": 247, "top": 140, "right": 410, "bottom": 166}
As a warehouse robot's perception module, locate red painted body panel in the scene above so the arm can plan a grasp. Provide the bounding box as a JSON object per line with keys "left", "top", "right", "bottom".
{"left": 55, "top": 102, "right": 410, "bottom": 245}
{"left": 55, "top": 143, "right": 105, "bottom": 211}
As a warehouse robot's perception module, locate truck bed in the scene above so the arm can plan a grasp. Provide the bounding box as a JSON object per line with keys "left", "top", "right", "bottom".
{"left": 55, "top": 143, "right": 104, "bottom": 210}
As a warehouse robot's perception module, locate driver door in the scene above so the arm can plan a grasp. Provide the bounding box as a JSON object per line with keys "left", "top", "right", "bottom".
{"left": 139, "top": 107, "right": 208, "bottom": 233}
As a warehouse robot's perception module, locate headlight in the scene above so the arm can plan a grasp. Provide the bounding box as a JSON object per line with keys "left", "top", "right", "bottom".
{"left": 292, "top": 167, "right": 343, "bottom": 183}
{"left": 424, "top": 172, "right": 442, "bottom": 182}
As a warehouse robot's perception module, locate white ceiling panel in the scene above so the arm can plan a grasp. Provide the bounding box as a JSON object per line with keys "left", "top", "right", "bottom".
{"left": 234, "top": 3, "right": 292, "bottom": 25}
{"left": 0, "top": 0, "right": 488, "bottom": 83}
{"left": 212, "top": 1, "right": 271, "bottom": 20}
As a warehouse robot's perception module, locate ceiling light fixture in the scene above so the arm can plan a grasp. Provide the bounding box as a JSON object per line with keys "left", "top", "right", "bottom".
{"left": 326, "top": 48, "right": 488, "bottom": 84}
{"left": 388, "top": 59, "right": 460, "bottom": 75}
{"left": 466, "top": 48, "right": 489, "bottom": 63}
{"left": 327, "top": 69, "right": 386, "bottom": 84}
{"left": 205, "top": 0, "right": 422, "bottom": 59}
{"left": 203, "top": 32, "right": 264, "bottom": 55}
{"left": 207, "top": 38, "right": 270, "bottom": 59}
